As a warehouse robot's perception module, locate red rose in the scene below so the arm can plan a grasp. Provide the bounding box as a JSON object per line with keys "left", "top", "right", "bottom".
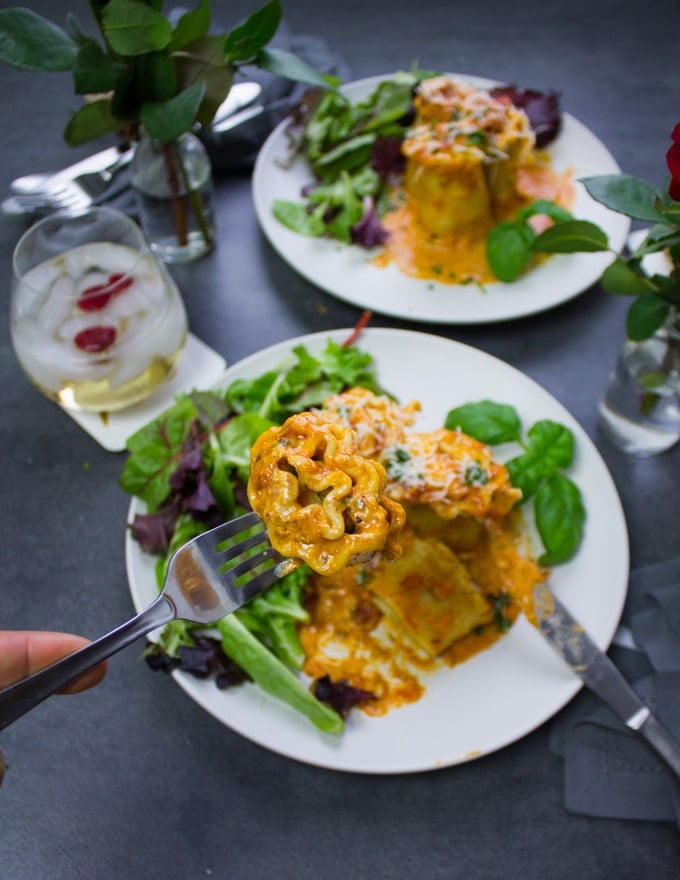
{"left": 666, "top": 123, "right": 680, "bottom": 201}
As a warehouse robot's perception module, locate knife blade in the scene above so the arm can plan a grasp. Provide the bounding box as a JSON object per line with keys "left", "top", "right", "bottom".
{"left": 532, "top": 582, "right": 680, "bottom": 778}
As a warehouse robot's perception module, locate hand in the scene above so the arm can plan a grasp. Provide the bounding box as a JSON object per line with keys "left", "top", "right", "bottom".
{"left": 0, "top": 631, "right": 108, "bottom": 786}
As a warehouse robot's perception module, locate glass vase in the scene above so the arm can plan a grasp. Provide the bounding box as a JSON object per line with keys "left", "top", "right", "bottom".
{"left": 598, "top": 306, "right": 680, "bottom": 456}
{"left": 131, "top": 130, "right": 216, "bottom": 264}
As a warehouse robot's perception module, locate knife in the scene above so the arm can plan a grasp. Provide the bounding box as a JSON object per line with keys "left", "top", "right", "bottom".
{"left": 532, "top": 582, "right": 680, "bottom": 778}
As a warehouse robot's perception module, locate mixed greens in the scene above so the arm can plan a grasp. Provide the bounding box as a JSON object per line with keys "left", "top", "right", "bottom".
{"left": 121, "top": 339, "right": 387, "bottom": 734}
{"left": 121, "top": 339, "right": 586, "bottom": 734}
{"left": 273, "top": 69, "right": 433, "bottom": 246}
{"left": 272, "top": 70, "right": 568, "bottom": 281}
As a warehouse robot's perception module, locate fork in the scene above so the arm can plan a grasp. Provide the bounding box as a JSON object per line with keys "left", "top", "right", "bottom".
{"left": 3, "top": 147, "right": 134, "bottom": 214}
{"left": 0, "top": 511, "right": 286, "bottom": 732}
{"left": 6, "top": 146, "right": 133, "bottom": 214}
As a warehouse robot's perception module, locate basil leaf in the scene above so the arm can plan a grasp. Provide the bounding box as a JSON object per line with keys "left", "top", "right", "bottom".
{"left": 516, "top": 199, "right": 572, "bottom": 224}
{"left": 504, "top": 420, "right": 573, "bottom": 502}
{"left": 486, "top": 221, "right": 535, "bottom": 282}
{"left": 525, "top": 420, "right": 574, "bottom": 470}
{"left": 535, "top": 474, "right": 585, "bottom": 566}
{"left": 504, "top": 454, "right": 546, "bottom": 502}
{"left": 445, "top": 400, "right": 523, "bottom": 445}
{"left": 532, "top": 219, "right": 609, "bottom": 253}
{"left": 0, "top": 8, "right": 77, "bottom": 71}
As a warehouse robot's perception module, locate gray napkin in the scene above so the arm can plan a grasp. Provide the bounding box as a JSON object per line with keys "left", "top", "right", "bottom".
{"left": 549, "top": 558, "right": 680, "bottom": 825}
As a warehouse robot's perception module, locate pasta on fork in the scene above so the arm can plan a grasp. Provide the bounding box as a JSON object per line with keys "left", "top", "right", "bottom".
{"left": 248, "top": 412, "right": 405, "bottom": 575}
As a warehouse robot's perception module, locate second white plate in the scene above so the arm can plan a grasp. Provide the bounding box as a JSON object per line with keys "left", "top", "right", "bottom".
{"left": 253, "top": 73, "right": 630, "bottom": 324}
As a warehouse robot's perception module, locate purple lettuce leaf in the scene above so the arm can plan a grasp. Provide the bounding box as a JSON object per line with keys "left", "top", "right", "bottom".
{"left": 312, "top": 675, "right": 377, "bottom": 717}
{"left": 130, "top": 495, "right": 182, "bottom": 555}
{"left": 371, "top": 135, "right": 406, "bottom": 181}
{"left": 490, "top": 85, "right": 562, "bottom": 148}
{"left": 351, "top": 196, "right": 389, "bottom": 248}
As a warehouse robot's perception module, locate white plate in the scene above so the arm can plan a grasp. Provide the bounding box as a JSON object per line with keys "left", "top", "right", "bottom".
{"left": 252, "top": 74, "right": 631, "bottom": 324}
{"left": 125, "top": 328, "right": 629, "bottom": 774}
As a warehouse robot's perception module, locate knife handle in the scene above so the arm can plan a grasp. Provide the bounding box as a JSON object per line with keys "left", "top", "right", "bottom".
{"left": 635, "top": 711, "right": 680, "bottom": 779}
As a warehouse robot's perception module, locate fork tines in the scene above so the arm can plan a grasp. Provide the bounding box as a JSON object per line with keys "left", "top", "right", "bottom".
{"left": 211, "top": 511, "right": 285, "bottom": 599}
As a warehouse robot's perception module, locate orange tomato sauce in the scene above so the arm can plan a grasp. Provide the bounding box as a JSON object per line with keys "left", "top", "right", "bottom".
{"left": 299, "top": 510, "right": 546, "bottom": 717}
{"left": 372, "top": 160, "right": 575, "bottom": 285}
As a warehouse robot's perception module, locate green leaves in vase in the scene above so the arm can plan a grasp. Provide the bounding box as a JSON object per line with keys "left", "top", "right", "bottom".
{"left": 0, "top": 0, "right": 332, "bottom": 144}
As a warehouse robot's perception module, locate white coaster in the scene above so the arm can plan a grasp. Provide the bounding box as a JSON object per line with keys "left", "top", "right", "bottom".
{"left": 66, "top": 333, "right": 227, "bottom": 452}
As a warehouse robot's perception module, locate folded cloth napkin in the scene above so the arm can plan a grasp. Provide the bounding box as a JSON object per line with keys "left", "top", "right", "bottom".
{"left": 100, "top": 18, "right": 351, "bottom": 213}
{"left": 549, "top": 557, "right": 680, "bottom": 825}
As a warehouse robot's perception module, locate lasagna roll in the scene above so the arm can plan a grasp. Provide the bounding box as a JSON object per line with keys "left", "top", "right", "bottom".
{"left": 315, "top": 387, "right": 421, "bottom": 458}
{"left": 402, "top": 75, "right": 535, "bottom": 233}
{"left": 402, "top": 125, "right": 492, "bottom": 234}
{"left": 248, "top": 412, "right": 405, "bottom": 576}
{"left": 380, "top": 428, "right": 521, "bottom": 520}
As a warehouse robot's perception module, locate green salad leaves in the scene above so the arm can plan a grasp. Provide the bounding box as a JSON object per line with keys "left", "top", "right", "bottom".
{"left": 272, "top": 69, "right": 433, "bottom": 247}
{"left": 120, "top": 339, "right": 387, "bottom": 735}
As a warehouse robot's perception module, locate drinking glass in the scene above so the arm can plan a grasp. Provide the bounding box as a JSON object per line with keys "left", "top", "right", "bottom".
{"left": 11, "top": 207, "right": 188, "bottom": 413}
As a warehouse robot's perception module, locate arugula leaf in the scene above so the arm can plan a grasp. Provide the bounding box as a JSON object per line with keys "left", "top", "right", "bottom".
{"left": 236, "top": 565, "right": 310, "bottom": 668}
{"left": 216, "top": 412, "right": 275, "bottom": 483}
{"left": 224, "top": 341, "right": 382, "bottom": 421}
{"left": 272, "top": 200, "right": 326, "bottom": 237}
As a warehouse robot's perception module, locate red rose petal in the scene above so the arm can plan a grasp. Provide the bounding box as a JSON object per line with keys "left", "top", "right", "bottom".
{"left": 74, "top": 325, "right": 117, "bottom": 352}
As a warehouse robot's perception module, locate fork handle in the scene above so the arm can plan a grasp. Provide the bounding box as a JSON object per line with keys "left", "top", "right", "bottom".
{"left": 0, "top": 594, "right": 175, "bottom": 732}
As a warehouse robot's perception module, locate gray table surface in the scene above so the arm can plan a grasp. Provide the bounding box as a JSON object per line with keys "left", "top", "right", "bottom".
{"left": 1, "top": 0, "right": 678, "bottom": 877}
